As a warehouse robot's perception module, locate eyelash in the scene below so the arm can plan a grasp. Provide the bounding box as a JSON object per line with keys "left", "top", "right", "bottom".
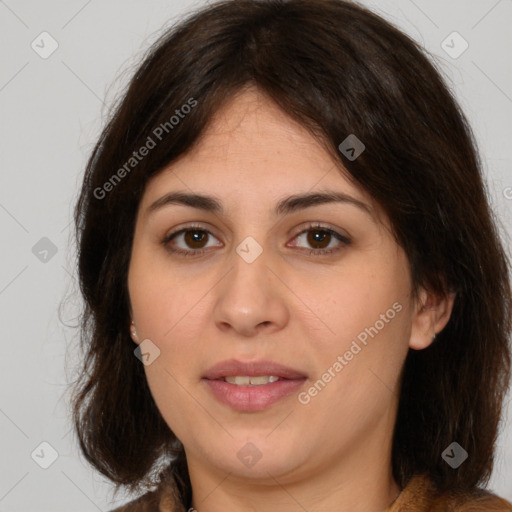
{"left": 162, "top": 223, "right": 351, "bottom": 258}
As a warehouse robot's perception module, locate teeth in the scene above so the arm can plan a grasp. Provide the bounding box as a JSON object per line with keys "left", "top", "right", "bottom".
{"left": 224, "top": 375, "right": 280, "bottom": 386}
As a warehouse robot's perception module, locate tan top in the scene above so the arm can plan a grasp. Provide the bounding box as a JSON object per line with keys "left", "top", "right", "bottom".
{"left": 385, "top": 474, "right": 512, "bottom": 512}
{"left": 112, "top": 474, "right": 512, "bottom": 512}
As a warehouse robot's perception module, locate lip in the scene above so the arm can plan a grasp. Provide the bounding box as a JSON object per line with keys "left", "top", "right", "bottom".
{"left": 203, "top": 359, "right": 307, "bottom": 380}
{"left": 202, "top": 359, "right": 308, "bottom": 412}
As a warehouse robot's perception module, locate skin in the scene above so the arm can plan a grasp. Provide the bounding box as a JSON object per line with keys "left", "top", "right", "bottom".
{"left": 127, "top": 87, "right": 454, "bottom": 512}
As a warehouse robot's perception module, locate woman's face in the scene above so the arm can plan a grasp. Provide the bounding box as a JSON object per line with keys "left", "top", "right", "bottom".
{"left": 128, "top": 88, "right": 443, "bottom": 488}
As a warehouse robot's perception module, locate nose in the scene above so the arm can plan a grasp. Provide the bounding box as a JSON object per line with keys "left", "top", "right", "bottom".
{"left": 212, "top": 246, "right": 290, "bottom": 338}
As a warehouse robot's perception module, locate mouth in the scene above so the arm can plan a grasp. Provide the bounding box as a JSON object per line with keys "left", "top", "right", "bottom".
{"left": 202, "top": 359, "right": 308, "bottom": 411}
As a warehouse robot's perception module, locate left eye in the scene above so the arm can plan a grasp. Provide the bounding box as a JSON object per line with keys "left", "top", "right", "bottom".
{"left": 163, "top": 224, "right": 350, "bottom": 257}
{"left": 289, "top": 226, "right": 350, "bottom": 255}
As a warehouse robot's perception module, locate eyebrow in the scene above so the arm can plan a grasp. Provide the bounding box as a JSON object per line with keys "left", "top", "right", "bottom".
{"left": 147, "top": 190, "right": 372, "bottom": 218}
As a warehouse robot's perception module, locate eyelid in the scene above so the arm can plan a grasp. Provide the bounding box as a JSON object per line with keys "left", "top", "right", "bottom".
{"left": 162, "top": 221, "right": 351, "bottom": 256}
{"left": 286, "top": 223, "right": 351, "bottom": 256}
{"left": 163, "top": 221, "right": 350, "bottom": 241}
{"left": 290, "top": 221, "right": 351, "bottom": 243}
{"left": 163, "top": 222, "right": 220, "bottom": 241}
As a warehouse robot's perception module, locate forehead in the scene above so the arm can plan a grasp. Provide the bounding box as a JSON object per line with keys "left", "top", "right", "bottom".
{"left": 184, "top": 88, "right": 333, "bottom": 172}
{"left": 140, "top": 88, "right": 379, "bottom": 221}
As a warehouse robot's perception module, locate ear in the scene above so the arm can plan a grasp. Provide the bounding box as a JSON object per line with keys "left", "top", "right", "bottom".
{"left": 409, "top": 287, "right": 455, "bottom": 350}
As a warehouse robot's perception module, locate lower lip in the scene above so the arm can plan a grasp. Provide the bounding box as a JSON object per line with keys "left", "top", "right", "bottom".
{"left": 203, "top": 378, "right": 307, "bottom": 411}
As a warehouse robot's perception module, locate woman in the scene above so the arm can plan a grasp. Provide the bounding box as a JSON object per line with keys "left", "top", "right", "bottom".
{"left": 72, "top": 0, "right": 512, "bottom": 510}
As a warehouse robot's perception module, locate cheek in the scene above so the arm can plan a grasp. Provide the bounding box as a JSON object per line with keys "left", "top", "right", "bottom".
{"left": 304, "top": 256, "right": 409, "bottom": 350}
{"left": 298, "top": 258, "right": 411, "bottom": 401}
{"left": 128, "top": 247, "right": 210, "bottom": 406}
{"left": 142, "top": 361, "right": 201, "bottom": 447}
{"left": 128, "top": 244, "right": 204, "bottom": 340}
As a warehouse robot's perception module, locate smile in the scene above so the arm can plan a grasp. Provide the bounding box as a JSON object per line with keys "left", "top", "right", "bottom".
{"left": 224, "top": 375, "right": 280, "bottom": 385}
{"left": 202, "top": 360, "right": 308, "bottom": 411}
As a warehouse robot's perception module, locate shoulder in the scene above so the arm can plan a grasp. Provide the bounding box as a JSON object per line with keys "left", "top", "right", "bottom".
{"left": 388, "top": 474, "right": 512, "bottom": 512}
{"left": 444, "top": 489, "right": 512, "bottom": 512}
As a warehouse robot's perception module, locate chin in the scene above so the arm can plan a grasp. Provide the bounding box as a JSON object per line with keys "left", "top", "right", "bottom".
{"left": 197, "top": 435, "right": 309, "bottom": 483}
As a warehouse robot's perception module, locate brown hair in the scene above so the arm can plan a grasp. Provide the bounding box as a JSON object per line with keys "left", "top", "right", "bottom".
{"left": 72, "top": 0, "right": 512, "bottom": 505}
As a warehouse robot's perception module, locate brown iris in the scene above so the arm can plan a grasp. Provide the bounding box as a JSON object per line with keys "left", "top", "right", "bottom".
{"left": 184, "top": 230, "right": 208, "bottom": 248}
{"left": 307, "top": 229, "right": 331, "bottom": 249}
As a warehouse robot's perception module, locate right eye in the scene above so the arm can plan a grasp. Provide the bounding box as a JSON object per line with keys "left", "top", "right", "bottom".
{"left": 162, "top": 225, "right": 223, "bottom": 257}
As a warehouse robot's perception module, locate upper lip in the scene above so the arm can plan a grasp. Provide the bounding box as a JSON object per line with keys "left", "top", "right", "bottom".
{"left": 203, "top": 359, "right": 308, "bottom": 380}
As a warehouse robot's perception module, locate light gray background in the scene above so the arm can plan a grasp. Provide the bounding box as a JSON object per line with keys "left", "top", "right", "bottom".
{"left": 1, "top": 0, "right": 511, "bottom": 510}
